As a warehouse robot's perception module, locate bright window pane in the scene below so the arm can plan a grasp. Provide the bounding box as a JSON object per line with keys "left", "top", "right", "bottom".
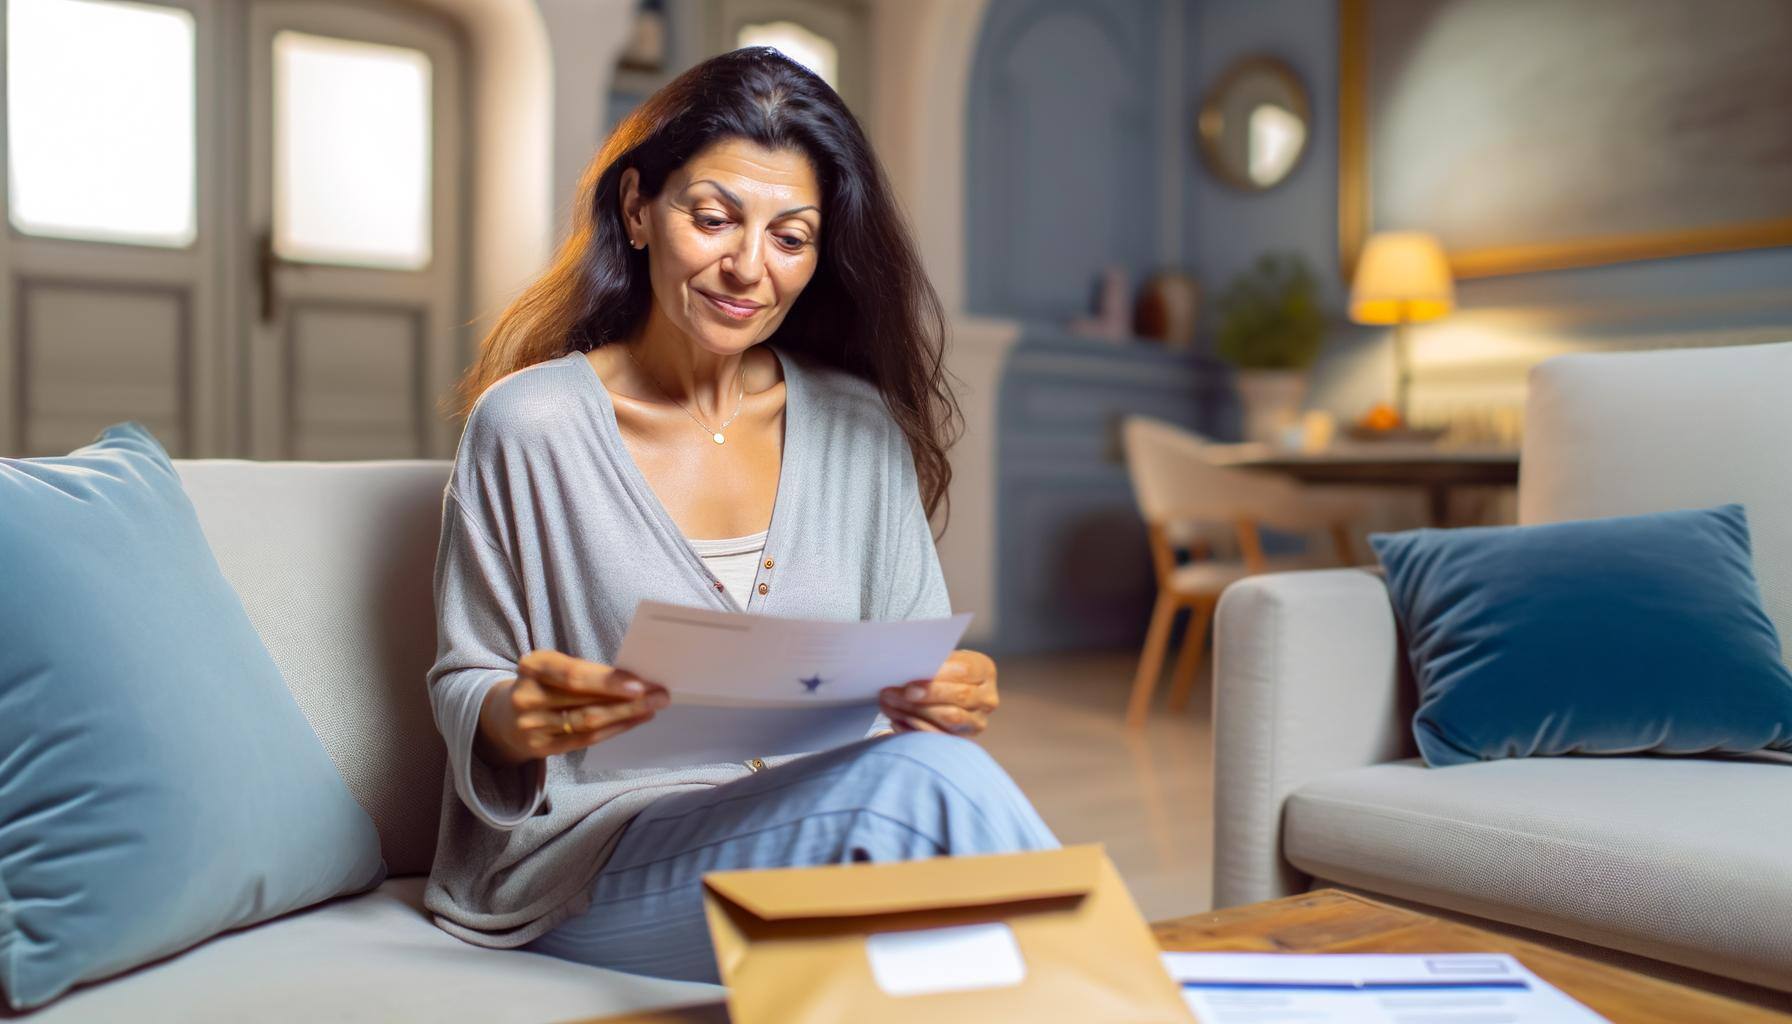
{"left": 737, "top": 20, "right": 838, "bottom": 89}
{"left": 6, "top": 0, "right": 196, "bottom": 247}
{"left": 275, "top": 31, "right": 431, "bottom": 270}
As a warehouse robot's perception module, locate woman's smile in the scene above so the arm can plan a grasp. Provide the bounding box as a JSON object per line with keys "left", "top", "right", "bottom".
{"left": 694, "top": 287, "right": 764, "bottom": 321}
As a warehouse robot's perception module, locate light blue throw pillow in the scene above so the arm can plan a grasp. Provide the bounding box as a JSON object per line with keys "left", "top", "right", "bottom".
{"left": 1371, "top": 503, "right": 1792, "bottom": 768}
{"left": 0, "top": 422, "right": 385, "bottom": 1010}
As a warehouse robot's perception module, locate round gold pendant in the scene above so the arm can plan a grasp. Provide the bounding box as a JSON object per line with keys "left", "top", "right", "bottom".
{"left": 712, "top": 432, "right": 726, "bottom": 444}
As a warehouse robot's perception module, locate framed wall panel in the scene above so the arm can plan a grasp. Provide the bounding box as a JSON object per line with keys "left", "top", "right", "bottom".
{"left": 1339, "top": 0, "right": 1792, "bottom": 279}
{"left": 967, "top": 0, "right": 1162, "bottom": 320}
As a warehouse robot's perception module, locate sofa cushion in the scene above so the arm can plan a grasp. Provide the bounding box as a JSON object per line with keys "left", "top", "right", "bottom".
{"left": 1370, "top": 503, "right": 1792, "bottom": 766}
{"left": 19, "top": 878, "right": 723, "bottom": 1024}
{"left": 1283, "top": 756, "right": 1792, "bottom": 992}
{"left": 0, "top": 423, "right": 385, "bottom": 1010}
{"left": 174, "top": 458, "right": 451, "bottom": 876}
{"left": 1521, "top": 340, "right": 1792, "bottom": 677}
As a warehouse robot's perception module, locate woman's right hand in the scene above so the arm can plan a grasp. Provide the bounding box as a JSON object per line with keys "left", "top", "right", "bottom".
{"left": 476, "top": 649, "right": 670, "bottom": 765}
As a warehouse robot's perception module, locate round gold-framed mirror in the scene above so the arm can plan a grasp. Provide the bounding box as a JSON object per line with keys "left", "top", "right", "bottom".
{"left": 1197, "top": 56, "right": 1312, "bottom": 192}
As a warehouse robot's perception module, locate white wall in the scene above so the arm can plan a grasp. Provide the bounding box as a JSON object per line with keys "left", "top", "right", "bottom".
{"left": 865, "top": 0, "right": 1016, "bottom": 645}
{"left": 537, "top": 0, "right": 636, "bottom": 247}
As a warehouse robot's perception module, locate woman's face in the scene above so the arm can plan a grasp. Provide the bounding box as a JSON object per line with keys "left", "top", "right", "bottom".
{"left": 622, "top": 137, "right": 823, "bottom": 357}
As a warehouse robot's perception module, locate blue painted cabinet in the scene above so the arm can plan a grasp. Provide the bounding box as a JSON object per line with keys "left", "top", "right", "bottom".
{"left": 994, "top": 331, "right": 1236, "bottom": 655}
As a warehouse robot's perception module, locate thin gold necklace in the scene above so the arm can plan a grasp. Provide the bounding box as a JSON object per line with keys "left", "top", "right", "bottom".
{"left": 623, "top": 346, "right": 746, "bottom": 445}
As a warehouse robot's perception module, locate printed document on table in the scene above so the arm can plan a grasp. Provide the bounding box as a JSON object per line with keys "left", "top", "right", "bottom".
{"left": 1161, "top": 952, "right": 1610, "bottom": 1024}
{"left": 577, "top": 601, "right": 973, "bottom": 770}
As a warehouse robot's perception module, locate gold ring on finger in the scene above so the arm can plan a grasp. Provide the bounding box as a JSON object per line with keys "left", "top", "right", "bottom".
{"left": 561, "top": 712, "right": 574, "bottom": 735}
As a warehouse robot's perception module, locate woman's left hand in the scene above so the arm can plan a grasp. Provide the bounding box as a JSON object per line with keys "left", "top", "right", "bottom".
{"left": 879, "top": 649, "right": 1000, "bottom": 738}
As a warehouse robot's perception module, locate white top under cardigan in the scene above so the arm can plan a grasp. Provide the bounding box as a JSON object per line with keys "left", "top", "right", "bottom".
{"left": 423, "top": 345, "right": 949, "bottom": 949}
{"left": 687, "top": 529, "right": 769, "bottom": 612}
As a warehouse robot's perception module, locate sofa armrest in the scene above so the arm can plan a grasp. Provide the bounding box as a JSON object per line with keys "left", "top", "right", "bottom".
{"left": 1211, "top": 568, "right": 1416, "bottom": 908}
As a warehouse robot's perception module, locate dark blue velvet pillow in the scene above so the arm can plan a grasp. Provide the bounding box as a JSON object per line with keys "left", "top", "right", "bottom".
{"left": 1370, "top": 504, "right": 1792, "bottom": 767}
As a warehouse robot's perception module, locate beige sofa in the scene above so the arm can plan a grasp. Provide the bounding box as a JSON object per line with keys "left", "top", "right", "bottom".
{"left": 1210, "top": 341, "right": 1792, "bottom": 1000}
{"left": 18, "top": 460, "right": 721, "bottom": 1022}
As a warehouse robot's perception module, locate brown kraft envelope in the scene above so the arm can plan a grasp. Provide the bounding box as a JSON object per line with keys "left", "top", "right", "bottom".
{"left": 701, "top": 844, "right": 1192, "bottom": 1023}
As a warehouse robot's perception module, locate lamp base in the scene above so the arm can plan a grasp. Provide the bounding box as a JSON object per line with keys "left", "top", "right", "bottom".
{"left": 1392, "top": 319, "right": 1413, "bottom": 425}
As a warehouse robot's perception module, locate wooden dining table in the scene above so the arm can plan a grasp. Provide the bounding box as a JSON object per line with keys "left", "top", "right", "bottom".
{"left": 1203, "top": 441, "right": 1521, "bottom": 527}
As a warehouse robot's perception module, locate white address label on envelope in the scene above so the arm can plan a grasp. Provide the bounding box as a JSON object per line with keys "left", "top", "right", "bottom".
{"left": 866, "top": 922, "right": 1027, "bottom": 998}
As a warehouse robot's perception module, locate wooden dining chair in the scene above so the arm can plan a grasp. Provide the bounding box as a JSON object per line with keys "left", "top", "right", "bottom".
{"left": 1120, "top": 415, "right": 1363, "bottom": 728}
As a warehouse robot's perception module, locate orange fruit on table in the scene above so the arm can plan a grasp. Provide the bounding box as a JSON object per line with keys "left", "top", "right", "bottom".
{"left": 1358, "top": 403, "right": 1404, "bottom": 431}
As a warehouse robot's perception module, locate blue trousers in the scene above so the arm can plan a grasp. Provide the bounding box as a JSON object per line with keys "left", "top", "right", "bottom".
{"left": 521, "top": 732, "right": 1060, "bottom": 983}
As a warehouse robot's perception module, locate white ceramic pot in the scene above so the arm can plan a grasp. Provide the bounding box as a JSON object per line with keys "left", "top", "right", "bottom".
{"left": 1234, "top": 369, "right": 1310, "bottom": 444}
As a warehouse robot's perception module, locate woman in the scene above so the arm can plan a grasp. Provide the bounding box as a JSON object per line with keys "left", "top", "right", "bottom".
{"left": 424, "top": 48, "right": 1057, "bottom": 984}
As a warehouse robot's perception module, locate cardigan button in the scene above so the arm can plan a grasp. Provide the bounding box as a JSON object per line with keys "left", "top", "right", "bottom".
{"left": 758, "top": 582, "right": 769, "bottom": 595}
{"left": 714, "top": 581, "right": 725, "bottom": 591}
{"left": 763, "top": 557, "right": 774, "bottom": 569}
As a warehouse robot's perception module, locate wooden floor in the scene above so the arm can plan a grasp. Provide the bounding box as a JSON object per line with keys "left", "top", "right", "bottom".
{"left": 978, "top": 647, "right": 1214, "bottom": 923}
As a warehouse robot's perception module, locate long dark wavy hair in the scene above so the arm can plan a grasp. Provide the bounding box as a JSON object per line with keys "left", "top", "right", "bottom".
{"left": 446, "top": 47, "right": 961, "bottom": 530}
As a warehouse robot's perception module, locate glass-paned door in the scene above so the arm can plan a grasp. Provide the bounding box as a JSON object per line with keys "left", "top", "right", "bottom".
{"left": 0, "top": 0, "right": 466, "bottom": 459}
{"left": 246, "top": 0, "right": 463, "bottom": 459}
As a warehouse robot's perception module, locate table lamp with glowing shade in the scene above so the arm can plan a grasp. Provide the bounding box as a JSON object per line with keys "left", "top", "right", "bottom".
{"left": 1348, "top": 231, "right": 1455, "bottom": 425}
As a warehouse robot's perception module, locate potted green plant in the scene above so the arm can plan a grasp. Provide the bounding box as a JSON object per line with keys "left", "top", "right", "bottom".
{"left": 1214, "top": 252, "right": 1325, "bottom": 443}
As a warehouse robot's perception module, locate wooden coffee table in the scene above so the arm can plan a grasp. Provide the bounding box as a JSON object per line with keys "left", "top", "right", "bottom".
{"left": 1155, "top": 889, "right": 1792, "bottom": 1023}
{"left": 577, "top": 887, "right": 1792, "bottom": 1023}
